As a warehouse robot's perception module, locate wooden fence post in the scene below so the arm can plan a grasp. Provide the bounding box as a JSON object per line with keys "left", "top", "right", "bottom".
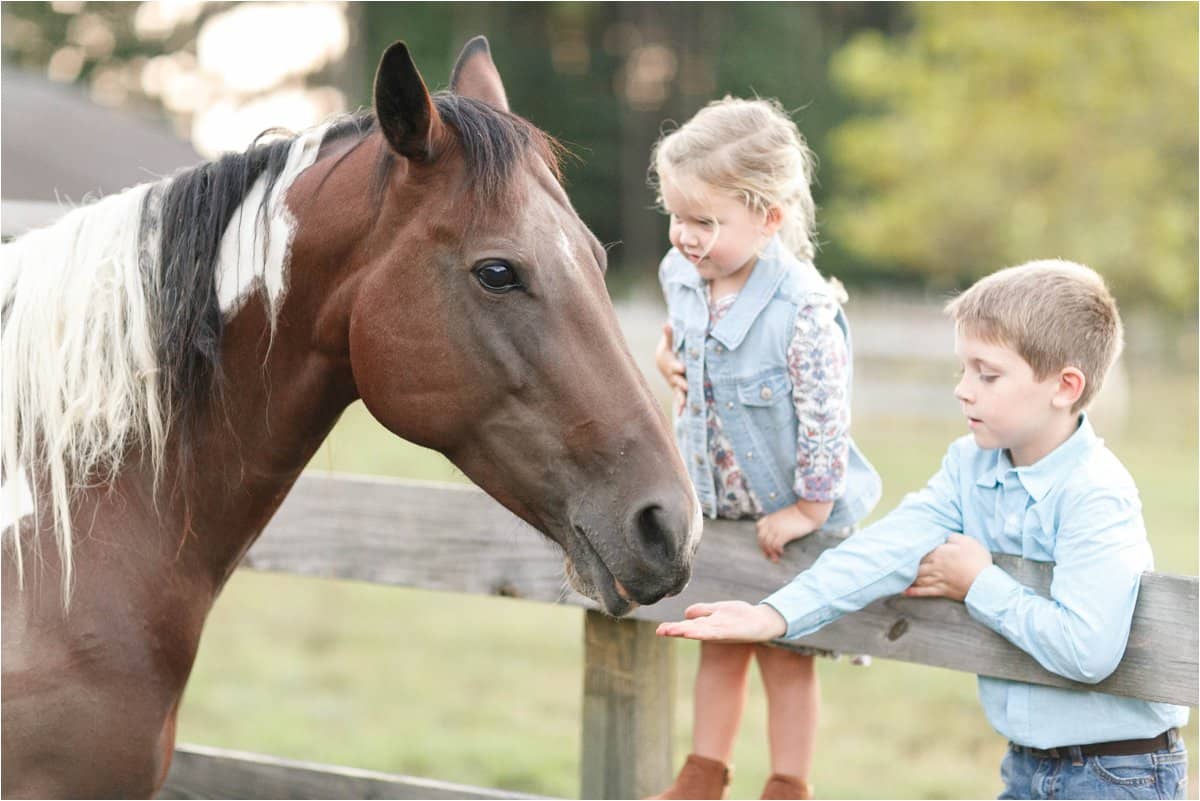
{"left": 580, "top": 610, "right": 674, "bottom": 799}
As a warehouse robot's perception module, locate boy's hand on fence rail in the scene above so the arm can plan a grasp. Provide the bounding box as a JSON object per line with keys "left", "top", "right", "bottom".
{"left": 656, "top": 600, "right": 787, "bottom": 642}
{"left": 904, "top": 533, "right": 993, "bottom": 602}
{"left": 655, "top": 323, "right": 688, "bottom": 414}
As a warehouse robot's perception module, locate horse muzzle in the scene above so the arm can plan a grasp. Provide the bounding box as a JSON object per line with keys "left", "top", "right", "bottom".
{"left": 563, "top": 492, "right": 698, "bottom": 616}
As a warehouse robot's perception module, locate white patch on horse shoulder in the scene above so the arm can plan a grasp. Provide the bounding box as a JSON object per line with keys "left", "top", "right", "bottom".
{"left": 1, "top": 183, "right": 158, "bottom": 597}
{"left": 217, "top": 125, "right": 327, "bottom": 317}
{"left": 0, "top": 471, "right": 34, "bottom": 533}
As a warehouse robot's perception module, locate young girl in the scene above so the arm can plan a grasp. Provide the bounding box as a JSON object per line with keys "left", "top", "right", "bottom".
{"left": 648, "top": 97, "right": 881, "bottom": 800}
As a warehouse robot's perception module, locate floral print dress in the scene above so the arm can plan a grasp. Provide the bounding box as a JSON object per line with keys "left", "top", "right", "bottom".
{"left": 704, "top": 292, "right": 849, "bottom": 520}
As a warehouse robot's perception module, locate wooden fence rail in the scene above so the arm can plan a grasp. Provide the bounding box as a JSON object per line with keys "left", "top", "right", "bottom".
{"left": 240, "top": 474, "right": 1199, "bottom": 705}
{"left": 161, "top": 473, "right": 1197, "bottom": 799}
{"left": 159, "top": 744, "right": 548, "bottom": 800}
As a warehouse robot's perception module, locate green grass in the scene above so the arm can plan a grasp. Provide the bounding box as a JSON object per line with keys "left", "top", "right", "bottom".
{"left": 178, "top": 368, "right": 1197, "bottom": 798}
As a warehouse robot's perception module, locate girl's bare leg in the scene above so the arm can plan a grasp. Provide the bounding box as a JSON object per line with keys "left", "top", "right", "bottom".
{"left": 692, "top": 641, "right": 756, "bottom": 762}
{"left": 755, "top": 646, "right": 818, "bottom": 779}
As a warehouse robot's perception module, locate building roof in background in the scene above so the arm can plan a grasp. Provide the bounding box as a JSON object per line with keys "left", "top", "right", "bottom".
{"left": 1, "top": 69, "right": 201, "bottom": 202}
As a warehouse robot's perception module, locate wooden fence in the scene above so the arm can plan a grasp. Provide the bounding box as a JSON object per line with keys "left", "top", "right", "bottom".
{"left": 157, "top": 474, "right": 1198, "bottom": 799}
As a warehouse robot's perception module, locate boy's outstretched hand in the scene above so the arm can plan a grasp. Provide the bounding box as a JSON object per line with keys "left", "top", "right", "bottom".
{"left": 904, "top": 533, "right": 993, "bottom": 601}
{"left": 656, "top": 601, "right": 788, "bottom": 642}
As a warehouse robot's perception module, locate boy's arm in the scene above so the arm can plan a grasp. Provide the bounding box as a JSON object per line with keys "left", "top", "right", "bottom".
{"left": 962, "top": 489, "right": 1148, "bottom": 684}
{"left": 659, "top": 445, "right": 966, "bottom": 642}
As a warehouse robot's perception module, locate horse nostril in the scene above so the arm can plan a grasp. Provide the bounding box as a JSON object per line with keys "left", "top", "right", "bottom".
{"left": 634, "top": 503, "right": 676, "bottom": 564}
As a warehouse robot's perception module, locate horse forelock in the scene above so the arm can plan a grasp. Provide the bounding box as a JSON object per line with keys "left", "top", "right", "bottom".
{"left": 433, "top": 94, "right": 565, "bottom": 199}
{"left": 325, "top": 96, "right": 564, "bottom": 208}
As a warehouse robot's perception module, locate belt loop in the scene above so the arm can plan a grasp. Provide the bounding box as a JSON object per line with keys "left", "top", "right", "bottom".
{"left": 1068, "top": 745, "right": 1084, "bottom": 766}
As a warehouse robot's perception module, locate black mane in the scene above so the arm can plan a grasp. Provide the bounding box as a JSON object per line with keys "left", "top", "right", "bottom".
{"left": 147, "top": 134, "right": 295, "bottom": 437}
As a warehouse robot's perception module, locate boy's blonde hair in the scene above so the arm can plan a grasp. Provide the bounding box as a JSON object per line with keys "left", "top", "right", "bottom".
{"left": 946, "top": 259, "right": 1124, "bottom": 412}
{"left": 650, "top": 96, "right": 818, "bottom": 262}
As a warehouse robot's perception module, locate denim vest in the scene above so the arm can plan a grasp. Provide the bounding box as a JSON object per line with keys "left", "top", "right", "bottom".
{"left": 659, "top": 237, "right": 881, "bottom": 528}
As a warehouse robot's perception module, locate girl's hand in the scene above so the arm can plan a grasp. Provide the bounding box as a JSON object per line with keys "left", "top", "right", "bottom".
{"left": 756, "top": 501, "right": 830, "bottom": 562}
{"left": 655, "top": 324, "right": 688, "bottom": 408}
{"left": 656, "top": 600, "right": 787, "bottom": 642}
{"left": 904, "top": 534, "right": 993, "bottom": 601}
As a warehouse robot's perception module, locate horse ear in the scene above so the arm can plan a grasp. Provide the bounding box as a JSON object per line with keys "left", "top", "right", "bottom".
{"left": 450, "top": 36, "right": 510, "bottom": 112}
{"left": 374, "top": 41, "right": 444, "bottom": 162}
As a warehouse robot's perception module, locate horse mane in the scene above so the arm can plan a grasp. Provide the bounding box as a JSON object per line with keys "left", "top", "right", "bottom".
{"left": 0, "top": 95, "right": 563, "bottom": 607}
{"left": 0, "top": 120, "right": 327, "bottom": 605}
{"left": 325, "top": 94, "right": 565, "bottom": 205}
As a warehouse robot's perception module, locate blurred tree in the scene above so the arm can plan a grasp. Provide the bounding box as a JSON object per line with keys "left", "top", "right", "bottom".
{"left": 357, "top": 3, "right": 899, "bottom": 286}
{"left": 2, "top": 1, "right": 352, "bottom": 155}
{"left": 826, "top": 3, "right": 1198, "bottom": 314}
{"left": 3, "top": 2, "right": 902, "bottom": 289}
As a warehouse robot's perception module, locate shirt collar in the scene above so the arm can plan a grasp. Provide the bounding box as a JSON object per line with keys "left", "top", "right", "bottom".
{"left": 975, "top": 414, "right": 1098, "bottom": 500}
{"left": 707, "top": 236, "right": 790, "bottom": 350}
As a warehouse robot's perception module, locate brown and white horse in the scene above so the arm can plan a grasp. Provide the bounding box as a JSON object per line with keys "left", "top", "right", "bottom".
{"left": 0, "top": 38, "right": 699, "bottom": 797}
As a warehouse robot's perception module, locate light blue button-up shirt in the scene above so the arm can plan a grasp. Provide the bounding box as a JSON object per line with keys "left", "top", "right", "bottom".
{"left": 761, "top": 415, "right": 1188, "bottom": 748}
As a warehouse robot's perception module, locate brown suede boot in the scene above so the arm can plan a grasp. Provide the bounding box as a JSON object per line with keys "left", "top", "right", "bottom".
{"left": 760, "top": 773, "right": 813, "bottom": 800}
{"left": 646, "top": 753, "right": 732, "bottom": 800}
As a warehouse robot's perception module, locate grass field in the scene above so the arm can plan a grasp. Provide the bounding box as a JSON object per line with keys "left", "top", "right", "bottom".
{"left": 178, "top": 368, "right": 1198, "bottom": 799}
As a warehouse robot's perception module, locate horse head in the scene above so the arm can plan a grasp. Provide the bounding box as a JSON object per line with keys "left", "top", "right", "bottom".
{"left": 326, "top": 39, "right": 700, "bottom": 614}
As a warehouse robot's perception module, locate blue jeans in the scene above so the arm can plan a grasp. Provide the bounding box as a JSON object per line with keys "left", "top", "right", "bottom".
{"left": 999, "top": 731, "right": 1188, "bottom": 799}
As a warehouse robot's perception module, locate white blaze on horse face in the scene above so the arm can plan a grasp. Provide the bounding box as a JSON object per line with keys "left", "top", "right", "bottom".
{"left": 556, "top": 230, "right": 580, "bottom": 277}
{"left": 216, "top": 124, "right": 326, "bottom": 316}
{"left": 688, "top": 481, "right": 703, "bottom": 556}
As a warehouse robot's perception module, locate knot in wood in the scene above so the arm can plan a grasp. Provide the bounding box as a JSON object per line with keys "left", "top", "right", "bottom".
{"left": 494, "top": 581, "right": 521, "bottom": 598}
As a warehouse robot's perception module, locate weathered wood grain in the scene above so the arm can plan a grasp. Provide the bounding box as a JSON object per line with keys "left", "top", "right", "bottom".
{"left": 244, "top": 474, "right": 1198, "bottom": 706}
{"left": 580, "top": 612, "right": 674, "bottom": 799}
{"left": 157, "top": 744, "right": 546, "bottom": 800}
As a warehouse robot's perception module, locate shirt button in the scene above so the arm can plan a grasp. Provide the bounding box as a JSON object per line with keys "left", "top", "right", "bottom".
{"left": 760, "top": 386, "right": 773, "bottom": 401}
{"left": 691, "top": 403, "right": 701, "bottom": 415}
{"left": 745, "top": 451, "right": 754, "bottom": 460}
{"left": 726, "top": 401, "right": 734, "bottom": 410}
{"left": 688, "top": 348, "right": 699, "bottom": 359}
{"left": 769, "top": 491, "right": 777, "bottom": 500}
{"left": 694, "top": 454, "right": 704, "bottom": 465}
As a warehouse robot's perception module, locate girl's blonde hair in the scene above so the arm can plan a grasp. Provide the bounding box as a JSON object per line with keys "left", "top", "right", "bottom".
{"left": 650, "top": 96, "right": 818, "bottom": 262}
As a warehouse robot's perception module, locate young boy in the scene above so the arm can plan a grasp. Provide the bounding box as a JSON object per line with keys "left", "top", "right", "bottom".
{"left": 657, "top": 260, "right": 1190, "bottom": 799}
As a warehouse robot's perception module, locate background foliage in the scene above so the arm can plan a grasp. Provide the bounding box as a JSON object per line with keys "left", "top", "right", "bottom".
{"left": 827, "top": 3, "right": 1199, "bottom": 314}
{"left": 5, "top": 2, "right": 1195, "bottom": 318}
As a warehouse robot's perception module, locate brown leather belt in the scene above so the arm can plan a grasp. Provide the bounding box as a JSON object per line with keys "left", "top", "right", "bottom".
{"left": 1011, "top": 729, "right": 1176, "bottom": 759}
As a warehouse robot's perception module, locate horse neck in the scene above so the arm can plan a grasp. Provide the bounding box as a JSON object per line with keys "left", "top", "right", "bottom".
{"left": 169, "top": 148, "right": 372, "bottom": 589}
{"left": 176, "top": 131, "right": 432, "bottom": 589}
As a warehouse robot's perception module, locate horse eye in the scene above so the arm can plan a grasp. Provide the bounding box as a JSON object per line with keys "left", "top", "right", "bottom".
{"left": 474, "top": 260, "right": 521, "bottom": 293}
